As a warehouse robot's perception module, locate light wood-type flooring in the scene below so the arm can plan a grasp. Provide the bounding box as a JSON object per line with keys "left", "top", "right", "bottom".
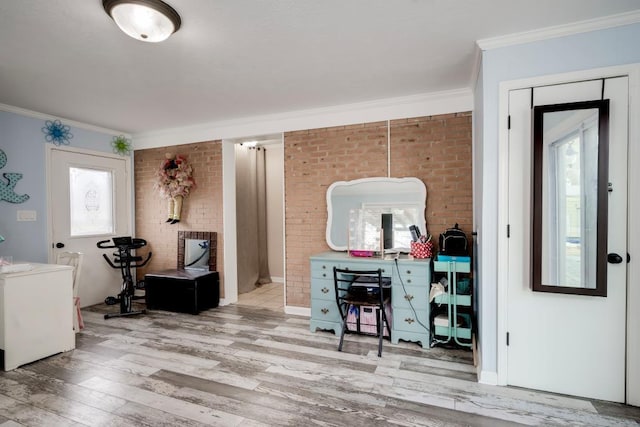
{"left": 1, "top": 302, "right": 640, "bottom": 426}
{"left": 237, "top": 282, "right": 284, "bottom": 311}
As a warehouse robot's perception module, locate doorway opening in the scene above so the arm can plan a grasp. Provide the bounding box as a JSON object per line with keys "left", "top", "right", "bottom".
{"left": 230, "top": 135, "right": 285, "bottom": 311}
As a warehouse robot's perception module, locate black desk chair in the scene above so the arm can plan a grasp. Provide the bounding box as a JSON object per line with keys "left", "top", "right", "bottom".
{"left": 333, "top": 267, "right": 391, "bottom": 357}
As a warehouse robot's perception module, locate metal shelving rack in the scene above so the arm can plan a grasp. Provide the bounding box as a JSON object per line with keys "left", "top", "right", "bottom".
{"left": 431, "top": 259, "right": 472, "bottom": 348}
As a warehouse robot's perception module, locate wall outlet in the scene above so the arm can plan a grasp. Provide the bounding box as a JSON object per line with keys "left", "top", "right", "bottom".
{"left": 17, "top": 210, "right": 37, "bottom": 221}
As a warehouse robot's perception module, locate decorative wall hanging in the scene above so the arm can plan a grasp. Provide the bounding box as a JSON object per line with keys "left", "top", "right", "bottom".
{"left": 0, "top": 149, "right": 30, "bottom": 204}
{"left": 42, "top": 119, "right": 73, "bottom": 145}
{"left": 111, "top": 135, "right": 132, "bottom": 156}
{"left": 154, "top": 153, "right": 195, "bottom": 224}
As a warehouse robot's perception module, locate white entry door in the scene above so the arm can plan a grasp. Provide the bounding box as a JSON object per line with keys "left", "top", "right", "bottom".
{"left": 507, "top": 77, "right": 628, "bottom": 402}
{"left": 49, "top": 147, "right": 131, "bottom": 307}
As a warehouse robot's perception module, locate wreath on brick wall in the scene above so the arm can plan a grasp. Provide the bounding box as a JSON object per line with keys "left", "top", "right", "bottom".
{"left": 154, "top": 153, "right": 195, "bottom": 198}
{"left": 154, "top": 153, "right": 195, "bottom": 223}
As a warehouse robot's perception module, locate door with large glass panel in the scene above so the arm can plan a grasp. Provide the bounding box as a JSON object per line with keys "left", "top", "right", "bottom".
{"left": 506, "top": 77, "right": 628, "bottom": 402}
{"left": 49, "top": 147, "right": 131, "bottom": 307}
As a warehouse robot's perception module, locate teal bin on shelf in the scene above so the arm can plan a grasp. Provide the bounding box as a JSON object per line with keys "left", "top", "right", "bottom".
{"left": 457, "top": 277, "right": 471, "bottom": 295}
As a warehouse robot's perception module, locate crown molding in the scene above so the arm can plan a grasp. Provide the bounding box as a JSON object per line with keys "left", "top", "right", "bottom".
{"left": 133, "top": 88, "right": 473, "bottom": 149}
{"left": 477, "top": 9, "right": 640, "bottom": 51}
{"left": 0, "top": 102, "right": 130, "bottom": 137}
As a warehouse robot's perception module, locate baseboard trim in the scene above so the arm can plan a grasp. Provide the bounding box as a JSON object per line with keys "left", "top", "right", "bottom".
{"left": 285, "top": 306, "right": 310, "bottom": 317}
{"left": 479, "top": 370, "right": 499, "bottom": 385}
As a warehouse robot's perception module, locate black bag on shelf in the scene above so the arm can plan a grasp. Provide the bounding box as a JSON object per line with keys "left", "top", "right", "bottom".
{"left": 439, "top": 223, "right": 468, "bottom": 256}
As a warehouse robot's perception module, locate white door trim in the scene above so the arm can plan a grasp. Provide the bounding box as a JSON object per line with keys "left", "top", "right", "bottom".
{"left": 221, "top": 139, "right": 239, "bottom": 305}
{"left": 496, "top": 63, "right": 640, "bottom": 404}
{"left": 221, "top": 135, "right": 293, "bottom": 311}
{"left": 45, "top": 145, "right": 134, "bottom": 263}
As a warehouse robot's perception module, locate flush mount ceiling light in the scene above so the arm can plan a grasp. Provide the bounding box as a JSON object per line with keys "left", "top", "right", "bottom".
{"left": 103, "top": 0, "right": 181, "bottom": 43}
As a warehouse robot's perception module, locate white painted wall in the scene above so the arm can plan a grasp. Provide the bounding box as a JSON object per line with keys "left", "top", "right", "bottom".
{"left": 0, "top": 107, "right": 129, "bottom": 264}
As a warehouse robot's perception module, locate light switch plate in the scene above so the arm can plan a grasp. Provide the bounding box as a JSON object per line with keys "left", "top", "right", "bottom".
{"left": 17, "top": 210, "right": 37, "bottom": 221}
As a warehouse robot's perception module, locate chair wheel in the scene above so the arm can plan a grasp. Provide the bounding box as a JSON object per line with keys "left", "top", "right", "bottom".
{"left": 105, "top": 296, "right": 118, "bottom": 305}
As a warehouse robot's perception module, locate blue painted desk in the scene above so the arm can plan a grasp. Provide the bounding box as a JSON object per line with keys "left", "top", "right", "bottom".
{"left": 309, "top": 251, "right": 431, "bottom": 348}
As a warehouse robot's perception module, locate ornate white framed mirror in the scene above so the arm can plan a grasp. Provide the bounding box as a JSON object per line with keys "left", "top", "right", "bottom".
{"left": 325, "top": 177, "right": 427, "bottom": 251}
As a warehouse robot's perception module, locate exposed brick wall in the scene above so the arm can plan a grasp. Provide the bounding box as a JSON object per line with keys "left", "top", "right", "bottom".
{"left": 134, "top": 141, "right": 224, "bottom": 297}
{"left": 284, "top": 113, "right": 472, "bottom": 308}
{"left": 284, "top": 122, "right": 388, "bottom": 306}
{"left": 390, "top": 113, "right": 473, "bottom": 244}
{"left": 131, "top": 112, "right": 471, "bottom": 309}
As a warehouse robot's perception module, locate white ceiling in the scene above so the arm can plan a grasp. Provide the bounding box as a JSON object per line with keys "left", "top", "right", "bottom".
{"left": 1, "top": 0, "right": 640, "bottom": 135}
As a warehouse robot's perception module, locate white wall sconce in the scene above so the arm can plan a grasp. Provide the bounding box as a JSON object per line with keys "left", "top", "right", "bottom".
{"left": 103, "top": 0, "right": 181, "bottom": 43}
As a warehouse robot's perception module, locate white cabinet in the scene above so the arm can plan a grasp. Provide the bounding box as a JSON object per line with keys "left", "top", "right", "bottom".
{"left": 0, "top": 263, "right": 75, "bottom": 370}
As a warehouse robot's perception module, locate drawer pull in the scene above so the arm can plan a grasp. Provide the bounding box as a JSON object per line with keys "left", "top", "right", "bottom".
{"left": 321, "top": 287, "right": 329, "bottom": 294}
{"left": 321, "top": 308, "right": 329, "bottom": 315}
{"left": 322, "top": 265, "right": 327, "bottom": 269}
{"left": 322, "top": 273, "right": 327, "bottom": 278}
{"left": 407, "top": 279, "right": 412, "bottom": 284}
{"left": 404, "top": 317, "right": 415, "bottom": 324}
{"left": 406, "top": 270, "right": 411, "bottom": 274}
{"left": 404, "top": 294, "right": 414, "bottom": 301}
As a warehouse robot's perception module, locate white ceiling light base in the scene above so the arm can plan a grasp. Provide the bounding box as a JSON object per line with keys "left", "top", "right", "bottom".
{"left": 103, "top": 0, "right": 181, "bottom": 43}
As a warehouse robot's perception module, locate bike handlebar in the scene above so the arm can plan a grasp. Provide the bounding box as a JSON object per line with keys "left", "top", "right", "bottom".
{"left": 101, "top": 251, "right": 152, "bottom": 269}
{"left": 97, "top": 237, "right": 152, "bottom": 270}
{"left": 97, "top": 237, "right": 147, "bottom": 250}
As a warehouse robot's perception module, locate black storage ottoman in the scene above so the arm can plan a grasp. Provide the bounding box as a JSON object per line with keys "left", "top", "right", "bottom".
{"left": 145, "top": 269, "right": 219, "bottom": 314}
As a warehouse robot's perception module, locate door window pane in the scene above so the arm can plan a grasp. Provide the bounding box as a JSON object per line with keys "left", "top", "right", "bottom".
{"left": 69, "top": 167, "right": 114, "bottom": 236}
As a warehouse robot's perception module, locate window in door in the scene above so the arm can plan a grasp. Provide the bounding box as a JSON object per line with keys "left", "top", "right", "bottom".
{"left": 69, "top": 167, "right": 114, "bottom": 236}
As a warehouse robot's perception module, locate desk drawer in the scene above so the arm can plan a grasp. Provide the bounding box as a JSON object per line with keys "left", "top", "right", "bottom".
{"left": 392, "top": 284, "right": 428, "bottom": 310}
{"left": 311, "top": 299, "right": 341, "bottom": 323}
{"left": 392, "top": 307, "right": 429, "bottom": 334}
{"left": 310, "top": 261, "right": 334, "bottom": 280}
{"left": 394, "top": 263, "right": 429, "bottom": 286}
{"left": 311, "top": 278, "right": 335, "bottom": 301}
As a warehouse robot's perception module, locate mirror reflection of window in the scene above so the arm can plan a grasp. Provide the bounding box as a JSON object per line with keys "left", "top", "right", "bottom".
{"left": 184, "top": 239, "right": 210, "bottom": 270}
{"left": 326, "top": 178, "right": 427, "bottom": 251}
{"left": 348, "top": 209, "right": 382, "bottom": 252}
{"left": 348, "top": 206, "right": 419, "bottom": 253}
{"left": 545, "top": 111, "right": 598, "bottom": 288}
{"left": 533, "top": 100, "right": 609, "bottom": 296}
